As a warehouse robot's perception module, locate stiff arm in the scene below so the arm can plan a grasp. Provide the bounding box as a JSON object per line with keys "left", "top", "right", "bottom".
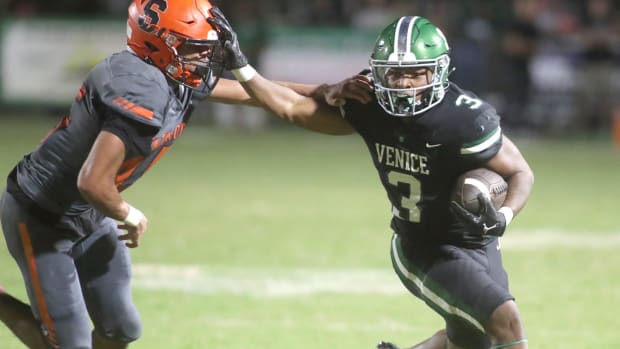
{"left": 210, "top": 75, "right": 373, "bottom": 135}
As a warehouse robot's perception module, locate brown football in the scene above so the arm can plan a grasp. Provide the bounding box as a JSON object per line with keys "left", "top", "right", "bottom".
{"left": 451, "top": 168, "right": 508, "bottom": 213}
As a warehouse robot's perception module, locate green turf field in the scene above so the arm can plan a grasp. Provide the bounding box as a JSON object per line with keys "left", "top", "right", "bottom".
{"left": 1, "top": 116, "right": 619, "bottom": 348}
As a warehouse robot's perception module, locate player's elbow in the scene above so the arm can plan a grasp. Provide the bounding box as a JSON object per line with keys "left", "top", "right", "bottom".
{"left": 521, "top": 165, "right": 535, "bottom": 187}
{"left": 513, "top": 166, "right": 535, "bottom": 197}
{"left": 77, "top": 173, "right": 103, "bottom": 202}
{"left": 527, "top": 169, "right": 534, "bottom": 186}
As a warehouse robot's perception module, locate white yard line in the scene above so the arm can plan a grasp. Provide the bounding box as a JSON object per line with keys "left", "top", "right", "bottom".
{"left": 132, "top": 231, "right": 619, "bottom": 296}
{"left": 132, "top": 265, "right": 405, "bottom": 296}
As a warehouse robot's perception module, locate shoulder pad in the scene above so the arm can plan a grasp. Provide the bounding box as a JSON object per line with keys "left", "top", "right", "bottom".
{"left": 452, "top": 106, "right": 501, "bottom": 156}
{"left": 91, "top": 52, "right": 169, "bottom": 128}
{"left": 342, "top": 97, "right": 381, "bottom": 124}
{"left": 459, "top": 122, "right": 502, "bottom": 155}
{"left": 432, "top": 85, "right": 502, "bottom": 156}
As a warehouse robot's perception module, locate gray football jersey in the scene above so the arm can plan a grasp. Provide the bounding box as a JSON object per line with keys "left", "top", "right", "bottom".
{"left": 14, "top": 50, "right": 195, "bottom": 215}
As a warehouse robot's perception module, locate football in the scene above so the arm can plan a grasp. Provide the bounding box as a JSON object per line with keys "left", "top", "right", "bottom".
{"left": 451, "top": 168, "right": 508, "bottom": 213}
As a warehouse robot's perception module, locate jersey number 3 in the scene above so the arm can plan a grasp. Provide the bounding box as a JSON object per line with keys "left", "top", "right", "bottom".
{"left": 387, "top": 171, "right": 421, "bottom": 223}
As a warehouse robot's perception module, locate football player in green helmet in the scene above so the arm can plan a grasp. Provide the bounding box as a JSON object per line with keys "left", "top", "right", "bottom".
{"left": 211, "top": 10, "right": 533, "bottom": 349}
{"left": 370, "top": 16, "right": 451, "bottom": 117}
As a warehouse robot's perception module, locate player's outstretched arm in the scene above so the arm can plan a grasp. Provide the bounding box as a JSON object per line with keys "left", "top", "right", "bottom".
{"left": 210, "top": 78, "right": 329, "bottom": 106}
{"left": 241, "top": 73, "right": 356, "bottom": 135}
{"left": 209, "top": 78, "right": 256, "bottom": 105}
{"left": 208, "top": 7, "right": 355, "bottom": 135}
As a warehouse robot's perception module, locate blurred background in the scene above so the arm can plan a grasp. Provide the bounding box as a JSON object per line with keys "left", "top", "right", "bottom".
{"left": 1, "top": 1, "right": 620, "bottom": 348}
{"left": 1, "top": 0, "right": 620, "bottom": 138}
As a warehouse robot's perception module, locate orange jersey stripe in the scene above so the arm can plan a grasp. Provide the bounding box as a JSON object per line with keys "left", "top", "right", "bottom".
{"left": 113, "top": 96, "right": 128, "bottom": 107}
{"left": 115, "top": 156, "right": 144, "bottom": 189}
{"left": 40, "top": 115, "right": 72, "bottom": 144}
{"left": 129, "top": 105, "right": 154, "bottom": 120}
{"left": 145, "top": 146, "right": 170, "bottom": 173}
{"left": 75, "top": 85, "right": 86, "bottom": 102}
{"left": 18, "top": 223, "right": 59, "bottom": 348}
{"left": 113, "top": 97, "right": 154, "bottom": 120}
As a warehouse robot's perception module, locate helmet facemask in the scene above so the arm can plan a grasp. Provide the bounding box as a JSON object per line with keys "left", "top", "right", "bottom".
{"left": 370, "top": 16, "right": 451, "bottom": 118}
{"left": 163, "top": 33, "right": 225, "bottom": 93}
{"left": 371, "top": 54, "right": 450, "bottom": 117}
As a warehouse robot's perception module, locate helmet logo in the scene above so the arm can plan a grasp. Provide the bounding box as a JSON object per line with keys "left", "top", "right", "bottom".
{"left": 139, "top": 0, "right": 168, "bottom": 32}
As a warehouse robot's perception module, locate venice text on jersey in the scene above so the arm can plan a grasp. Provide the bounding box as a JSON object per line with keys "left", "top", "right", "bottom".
{"left": 375, "top": 143, "right": 429, "bottom": 175}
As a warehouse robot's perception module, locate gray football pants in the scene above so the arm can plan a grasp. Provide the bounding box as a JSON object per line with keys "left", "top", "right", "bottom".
{"left": 1, "top": 190, "right": 141, "bottom": 348}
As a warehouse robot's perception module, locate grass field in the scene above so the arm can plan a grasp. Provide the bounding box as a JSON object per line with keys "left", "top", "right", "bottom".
{"left": 1, "top": 116, "right": 619, "bottom": 348}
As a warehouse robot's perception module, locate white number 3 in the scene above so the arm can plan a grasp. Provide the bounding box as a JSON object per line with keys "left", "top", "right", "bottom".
{"left": 455, "top": 94, "right": 482, "bottom": 109}
{"left": 387, "top": 171, "right": 421, "bottom": 223}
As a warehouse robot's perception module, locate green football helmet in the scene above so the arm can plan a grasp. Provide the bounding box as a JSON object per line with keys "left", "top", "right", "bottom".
{"left": 370, "top": 16, "right": 451, "bottom": 117}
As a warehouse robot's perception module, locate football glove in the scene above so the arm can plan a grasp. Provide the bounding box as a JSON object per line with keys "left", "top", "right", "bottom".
{"left": 450, "top": 193, "right": 507, "bottom": 237}
{"left": 208, "top": 7, "right": 248, "bottom": 70}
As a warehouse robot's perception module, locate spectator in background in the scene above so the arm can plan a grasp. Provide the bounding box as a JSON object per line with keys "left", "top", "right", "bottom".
{"left": 308, "top": 0, "right": 347, "bottom": 25}
{"left": 573, "top": 0, "right": 620, "bottom": 133}
{"left": 498, "top": 0, "right": 542, "bottom": 130}
{"left": 7, "top": 0, "right": 103, "bottom": 14}
{"left": 450, "top": 1, "right": 497, "bottom": 96}
{"left": 350, "top": 0, "right": 401, "bottom": 30}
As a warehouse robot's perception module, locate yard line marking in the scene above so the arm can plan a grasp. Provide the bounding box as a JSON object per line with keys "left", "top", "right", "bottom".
{"left": 132, "top": 266, "right": 405, "bottom": 296}
{"left": 132, "top": 231, "right": 620, "bottom": 296}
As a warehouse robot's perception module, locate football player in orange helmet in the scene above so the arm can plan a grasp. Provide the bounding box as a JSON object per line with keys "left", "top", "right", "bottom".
{"left": 0, "top": 1, "right": 321, "bottom": 349}
{"left": 126, "top": 0, "right": 224, "bottom": 93}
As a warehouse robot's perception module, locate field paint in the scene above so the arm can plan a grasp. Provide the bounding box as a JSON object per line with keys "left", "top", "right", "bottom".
{"left": 132, "top": 231, "right": 619, "bottom": 296}
{"left": 132, "top": 265, "right": 405, "bottom": 296}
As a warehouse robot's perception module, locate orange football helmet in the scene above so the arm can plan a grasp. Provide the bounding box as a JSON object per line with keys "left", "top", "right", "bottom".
{"left": 127, "top": 0, "right": 224, "bottom": 92}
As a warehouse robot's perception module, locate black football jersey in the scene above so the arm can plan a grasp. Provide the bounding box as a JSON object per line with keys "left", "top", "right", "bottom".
{"left": 13, "top": 50, "right": 197, "bottom": 215}
{"left": 342, "top": 83, "right": 502, "bottom": 244}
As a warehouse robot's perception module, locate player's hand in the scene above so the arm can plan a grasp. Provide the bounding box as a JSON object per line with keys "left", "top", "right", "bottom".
{"left": 208, "top": 7, "right": 248, "bottom": 70}
{"left": 450, "top": 193, "right": 507, "bottom": 236}
{"left": 320, "top": 75, "right": 374, "bottom": 107}
{"left": 118, "top": 211, "right": 148, "bottom": 248}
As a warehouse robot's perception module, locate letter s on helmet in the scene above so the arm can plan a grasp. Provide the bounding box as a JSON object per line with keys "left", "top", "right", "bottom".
{"left": 127, "top": 0, "right": 224, "bottom": 93}
{"left": 370, "top": 16, "right": 451, "bottom": 117}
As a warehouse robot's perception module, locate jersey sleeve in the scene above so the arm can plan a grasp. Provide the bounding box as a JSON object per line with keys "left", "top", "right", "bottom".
{"left": 456, "top": 108, "right": 502, "bottom": 163}
{"left": 98, "top": 74, "right": 168, "bottom": 128}
{"left": 101, "top": 111, "right": 158, "bottom": 157}
{"left": 340, "top": 100, "right": 366, "bottom": 132}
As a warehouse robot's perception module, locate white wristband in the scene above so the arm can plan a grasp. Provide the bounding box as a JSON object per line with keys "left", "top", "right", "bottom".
{"left": 123, "top": 204, "right": 144, "bottom": 227}
{"left": 498, "top": 207, "right": 514, "bottom": 226}
{"left": 232, "top": 65, "right": 256, "bottom": 82}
